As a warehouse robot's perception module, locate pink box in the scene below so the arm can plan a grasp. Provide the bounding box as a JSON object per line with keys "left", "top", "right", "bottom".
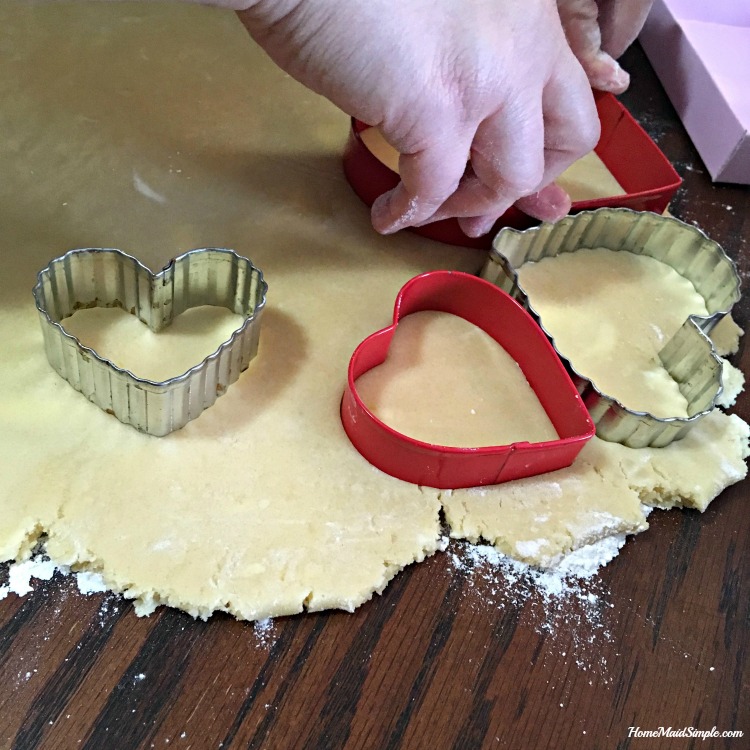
{"left": 640, "top": 0, "right": 750, "bottom": 184}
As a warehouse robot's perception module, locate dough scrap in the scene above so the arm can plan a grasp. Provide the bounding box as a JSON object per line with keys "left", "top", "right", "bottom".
{"left": 0, "top": 3, "right": 746, "bottom": 622}
{"left": 717, "top": 360, "right": 745, "bottom": 408}
{"left": 589, "top": 410, "right": 750, "bottom": 512}
{"left": 711, "top": 314, "right": 743, "bottom": 356}
{"left": 443, "top": 409, "right": 749, "bottom": 565}
{"left": 442, "top": 459, "right": 649, "bottom": 569}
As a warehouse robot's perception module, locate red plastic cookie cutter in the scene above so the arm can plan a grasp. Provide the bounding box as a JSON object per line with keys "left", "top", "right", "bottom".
{"left": 342, "top": 92, "right": 682, "bottom": 249}
{"left": 341, "top": 271, "right": 595, "bottom": 489}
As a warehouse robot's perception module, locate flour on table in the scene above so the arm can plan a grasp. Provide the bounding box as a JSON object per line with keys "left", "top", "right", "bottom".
{"left": 446, "top": 539, "right": 622, "bottom": 677}
{"left": 0, "top": 556, "right": 58, "bottom": 600}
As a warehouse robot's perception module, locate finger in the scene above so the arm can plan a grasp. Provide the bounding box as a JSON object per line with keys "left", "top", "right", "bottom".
{"left": 580, "top": 53, "right": 630, "bottom": 94}
{"left": 537, "top": 60, "right": 601, "bottom": 187}
{"left": 515, "top": 183, "right": 572, "bottom": 222}
{"left": 457, "top": 214, "right": 501, "bottom": 239}
{"left": 447, "top": 55, "right": 598, "bottom": 220}
{"left": 370, "top": 133, "right": 472, "bottom": 234}
{"left": 557, "top": 0, "right": 630, "bottom": 92}
{"left": 596, "top": 0, "right": 654, "bottom": 59}
{"left": 416, "top": 97, "right": 546, "bottom": 226}
{"left": 457, "top": 183, "right": 571, "bottom": 239}
{"left": 456, "top": 64, "right": 597, "bottom": 236}
{"left": 418, "top": 70, "right": 596, "bottom": 232}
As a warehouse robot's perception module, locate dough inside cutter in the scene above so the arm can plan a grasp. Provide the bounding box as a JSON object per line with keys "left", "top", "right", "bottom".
{"left": 354, "top": 310, "right": 559, "bottom": 448}
{"left": 62, "top": 305, "right": 244, "bottom": 382}
{"left": 516, "top": 248, "right": 710, "bottom": 418}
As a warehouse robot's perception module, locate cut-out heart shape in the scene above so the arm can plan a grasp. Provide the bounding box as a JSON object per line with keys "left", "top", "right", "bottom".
{"left": 33, "top": 247, "right": 267, "bottom": 436}
{"left": 62, "top": 305, "right": 246, "bottom": 384}
{"left": 341, "top": 271, "right": 595, "bottom": 489}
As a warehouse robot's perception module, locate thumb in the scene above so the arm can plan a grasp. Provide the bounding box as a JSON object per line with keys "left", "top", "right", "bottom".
{"left": 557, "top": 0, "right": 631, "bottom": 93}
{"left": 596, "top": 0, "right": 655, "bottom": 60}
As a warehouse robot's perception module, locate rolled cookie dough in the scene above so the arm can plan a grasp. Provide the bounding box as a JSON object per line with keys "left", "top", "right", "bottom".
{"left": 62, "top": 306, "right": 246, "bottom": 383}
{"left": 363, "top": 293, "right": 747, "bottom": 567}
{"left": 0, "top": 3, "right": 746, "bottom": 622}
{"left": 0, "top": 2, "right": 468, "bottom": 620}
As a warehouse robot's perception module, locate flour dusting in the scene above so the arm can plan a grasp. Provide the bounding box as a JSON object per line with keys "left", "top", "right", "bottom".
{"left": 132, "top": 170, "right": 167, "bottom": 204}
{"left": 0, "top": 554, "right": 281, "bottom": 647}
{"left": 446, "top": 532, "right": 631, "bottom": 678}
{"left": 76, "top": 570, "right": 109, "bottom": 595}
{"left": 253, "top": 617, "right": 277, "bottom": 649}
{"left": 0, "top": 556, "right": 61, "bottom": 599}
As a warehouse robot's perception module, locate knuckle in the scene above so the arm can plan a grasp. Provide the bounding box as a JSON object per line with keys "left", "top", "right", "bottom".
{"left": 564, "top": 94, "right": 602, "bottom": 156}
{"left": 576, "top": 116, "right": 601, "bottom": 154}
{"left": 471, "top": 142, "right": 544, "bottom": 197}
{"left": 499, "top": 161, "right": 545, "bottom": 197}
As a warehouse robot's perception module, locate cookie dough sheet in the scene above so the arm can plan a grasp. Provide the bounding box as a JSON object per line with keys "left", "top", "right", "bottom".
{"left": 0, "top": 2, "right": 747, "bottom": 621}
{"left": 0, "top": 2, "right": 478, "bottom": 619}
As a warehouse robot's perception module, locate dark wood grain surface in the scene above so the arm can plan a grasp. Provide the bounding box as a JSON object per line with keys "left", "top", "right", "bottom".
{"left": 1, "top": 38, "right": 748, "bottom": 750}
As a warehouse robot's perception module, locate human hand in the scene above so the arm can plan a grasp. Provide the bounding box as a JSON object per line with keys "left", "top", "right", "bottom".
{"left": 556, "top": 0, "right": 654, "bottom": 93}
{"left": 234, "top": 0, "right": 599, "bottom": 237}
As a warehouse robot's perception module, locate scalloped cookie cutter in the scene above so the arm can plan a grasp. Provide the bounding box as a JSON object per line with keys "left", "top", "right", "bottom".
{"left": 480, "top": 208, "right": 741, "bottom": 449}
{"left": 33, "top": 247, "right": 267, "bottom": 436}
{"left": 341, "top": 271, "right": 595, "bottom": 489}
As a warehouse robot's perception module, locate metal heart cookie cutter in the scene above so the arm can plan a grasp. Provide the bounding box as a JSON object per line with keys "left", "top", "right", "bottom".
{"left": 480, "top": 208, "right": 742, "bottom": 449}
{"left": 33, "top": 247, "right": 267, "bottom": 436}
{"left": 341, "top": 271, "right": 595, "bottom": 489}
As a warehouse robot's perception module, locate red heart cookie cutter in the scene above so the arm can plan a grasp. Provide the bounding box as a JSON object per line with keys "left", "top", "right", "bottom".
{"left": 342, "top": 92, "right": 682, "bottom": 249}
{"left": 341, "top": 271, "right": 595, "bottom": 489}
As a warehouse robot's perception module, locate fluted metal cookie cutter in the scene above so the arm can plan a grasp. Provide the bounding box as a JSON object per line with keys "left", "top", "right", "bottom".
{"left": 480, "top": 209, "right": 741, "bottom": 448}
{"left": 33, "top": 247, "right": 267, "bottom": 436}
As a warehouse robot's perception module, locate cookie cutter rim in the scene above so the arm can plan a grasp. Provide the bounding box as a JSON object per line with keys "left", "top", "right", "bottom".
{"left": 33, "top": 247, "right": 268, "bottom": 436}
{"left": 341, "top": 270, "right": 596, "bottom": 489}
{"left": 480, "top": 208, "right": 742, "bottom": 449}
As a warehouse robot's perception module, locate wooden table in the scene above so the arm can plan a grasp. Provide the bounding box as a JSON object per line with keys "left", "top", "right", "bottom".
{"left": 1, "top": 36, "right": 747, "bottom": 750}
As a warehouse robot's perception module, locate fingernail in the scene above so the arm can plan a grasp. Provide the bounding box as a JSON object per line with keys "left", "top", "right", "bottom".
{"left": 546, "top": 193, "right": 572, "bottom": 220}
{"left": 517, "top": 186, "right": 571, "bottom": 223}
{"left": 372, "top": 191, "right": 419, "bottom": 234}
{"left": 371, "top": 193, "right": 397, "bottom": 234}
{"left": 599, "top": 64, "right": 630, "bottom": 95}
{"left": 459, "top": 216, "right": 497, "bottom": 238}
{"left": 611, "top": 65, "right": 630, "bottom": 93}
